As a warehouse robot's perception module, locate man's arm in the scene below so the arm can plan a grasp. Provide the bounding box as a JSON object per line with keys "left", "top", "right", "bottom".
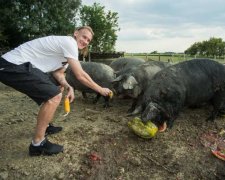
{"left": 52, "top": 67, "right": 75, "bottom": 102}
{"left": 67, "top": 58, "right": 111, "bottom": 96}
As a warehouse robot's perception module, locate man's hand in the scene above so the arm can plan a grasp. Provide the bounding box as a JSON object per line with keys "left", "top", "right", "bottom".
{"left": 65, "top": 86, "right": 75, "bottom": 102}
{"left": 68, "top": 59, "right": 113, "bottom": 97}
{"left": 99, "top": 87, "right": 112, "bottom": 97}
{"left": 52, "top": 67, "right": 75, "bottom": 102}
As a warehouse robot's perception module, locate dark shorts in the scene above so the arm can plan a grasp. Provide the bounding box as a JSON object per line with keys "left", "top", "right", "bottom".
{"left": 0, "top": 57, "right": 61, "bottom": 106}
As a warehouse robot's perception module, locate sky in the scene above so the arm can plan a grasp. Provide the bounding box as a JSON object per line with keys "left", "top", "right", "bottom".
{"left": 82, "top": 0, "right": 225, "bottom": 53}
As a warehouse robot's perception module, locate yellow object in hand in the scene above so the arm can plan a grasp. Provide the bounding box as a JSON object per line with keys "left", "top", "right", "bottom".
{"left": 109, "top": 91, "right": 113, "bottom": 99}
{"left": 63, "top": 97, "right": 70, "bottom": 116}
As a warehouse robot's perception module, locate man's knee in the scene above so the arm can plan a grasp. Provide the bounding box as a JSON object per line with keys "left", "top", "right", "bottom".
{"left": 48, "top": 93, "right": 62, "bottom": 105}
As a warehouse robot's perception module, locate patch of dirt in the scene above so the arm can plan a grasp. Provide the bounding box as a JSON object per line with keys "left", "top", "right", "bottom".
{"left": 0, "top": 82, "right": 225, "bottom": 180}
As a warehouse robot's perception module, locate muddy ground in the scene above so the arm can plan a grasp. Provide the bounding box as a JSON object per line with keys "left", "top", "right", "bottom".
{"left": 0, "top": 82, "right": 225, "bottom": 180}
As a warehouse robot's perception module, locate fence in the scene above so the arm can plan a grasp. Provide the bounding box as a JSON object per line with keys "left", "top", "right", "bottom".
{"left": 79, "top": 52, "right": 125, "bottom": 61}
{"left": 126, "top": 53, "right": 225, "bottom": 64}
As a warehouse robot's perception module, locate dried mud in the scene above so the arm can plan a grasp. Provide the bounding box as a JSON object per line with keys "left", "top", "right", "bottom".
{"left": 0, "top": 82, "right": 225, "bottom": 180}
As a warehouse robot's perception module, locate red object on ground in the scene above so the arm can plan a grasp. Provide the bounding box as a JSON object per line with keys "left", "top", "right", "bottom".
{"left": 89, "top": 152, "right": 101, "bottom": 161}
{"left": 200, "top": 131, "right": 225, "bottom": 161}
{"left": 211, "top": 149, "right": 225, "bottom": 161}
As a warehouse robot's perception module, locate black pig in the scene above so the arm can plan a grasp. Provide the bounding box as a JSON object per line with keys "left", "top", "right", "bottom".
{"left": 113, "top": 60, "right": 170, "bottom": 98}
{"left": 130, "top": 59, "right": 225, "bottom": 130}
{"left": 66, "top": 61, "right": 116, "bottom": 107}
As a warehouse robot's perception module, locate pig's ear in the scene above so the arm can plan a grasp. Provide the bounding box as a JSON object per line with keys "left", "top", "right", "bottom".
{"left": 133, "top": 86, "right": 141, "bottom": 97}
{"left": 122, "top": 76, "right": 137, "bottom": 90}
{"left": 127, "top": 76, "right": 138, "bottom": 85}
{"left": 127, "top": 104, "right": 143, "bottom": 116}
{"left": 112, "top": 75, "right": 123, "bottom": 82}
{"left": 122, "top": 82, "right": 132, "bottom": 89}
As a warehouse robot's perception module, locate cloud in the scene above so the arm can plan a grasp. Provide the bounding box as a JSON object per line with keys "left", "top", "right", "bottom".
{"left": 82, "top": 0, "right": 225, "bottom": 52}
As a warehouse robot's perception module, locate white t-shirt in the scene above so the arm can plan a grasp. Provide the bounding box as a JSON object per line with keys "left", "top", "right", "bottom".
{"left": 2, "top": 36, "right": 78, "bottom": 73}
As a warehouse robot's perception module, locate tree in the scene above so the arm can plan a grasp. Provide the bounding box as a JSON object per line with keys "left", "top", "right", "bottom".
{"left": 79, "top": 3, "right": 120, "bottom": 52}
{"left": 0, "top": 0, "right": 81, "bottom": 48}
{"left": 185, "top": 42, "right": 200, "bottom": 55}
{"left": 217, "top": 41, "right": 225, "bottom": 57}
{"left": 185, "top": 37, "right": 225, "bottom": 57}
{"left": 0, "top": 0, "right": 24, "bottom": 48}
{"left": 206, "top": 37, "right": 224, "bottom": 57}
{"left": 150, "top": 51, "right": 158, "bottom": 54}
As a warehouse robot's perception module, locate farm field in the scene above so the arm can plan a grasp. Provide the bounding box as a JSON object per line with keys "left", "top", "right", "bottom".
{"left": 91, "top": 54, "right": 225, "bottom": 66}
{"left": 124, "top": 53, "right": 225, "bottom": 64}
{"left": 0, "top": 82, "right": 224, "bottom": 179}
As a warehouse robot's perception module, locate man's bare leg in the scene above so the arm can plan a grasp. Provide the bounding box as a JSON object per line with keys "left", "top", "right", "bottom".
{"left": 33, "top": 93, "right": 62, "bottom": 143}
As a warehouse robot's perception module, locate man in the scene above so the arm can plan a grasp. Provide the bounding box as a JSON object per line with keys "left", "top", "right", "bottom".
{"left": 0, "top": 26, "right": 112, "bottom": 156}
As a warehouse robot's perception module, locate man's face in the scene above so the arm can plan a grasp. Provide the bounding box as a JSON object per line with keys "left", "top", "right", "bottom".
{"left": 74, "top": 29, "right": 92, "bottom": 50}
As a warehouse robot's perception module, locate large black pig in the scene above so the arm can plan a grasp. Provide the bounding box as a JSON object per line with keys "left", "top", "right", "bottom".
{"left": 130, "top": 59, "right": 225, "bottom": 130}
